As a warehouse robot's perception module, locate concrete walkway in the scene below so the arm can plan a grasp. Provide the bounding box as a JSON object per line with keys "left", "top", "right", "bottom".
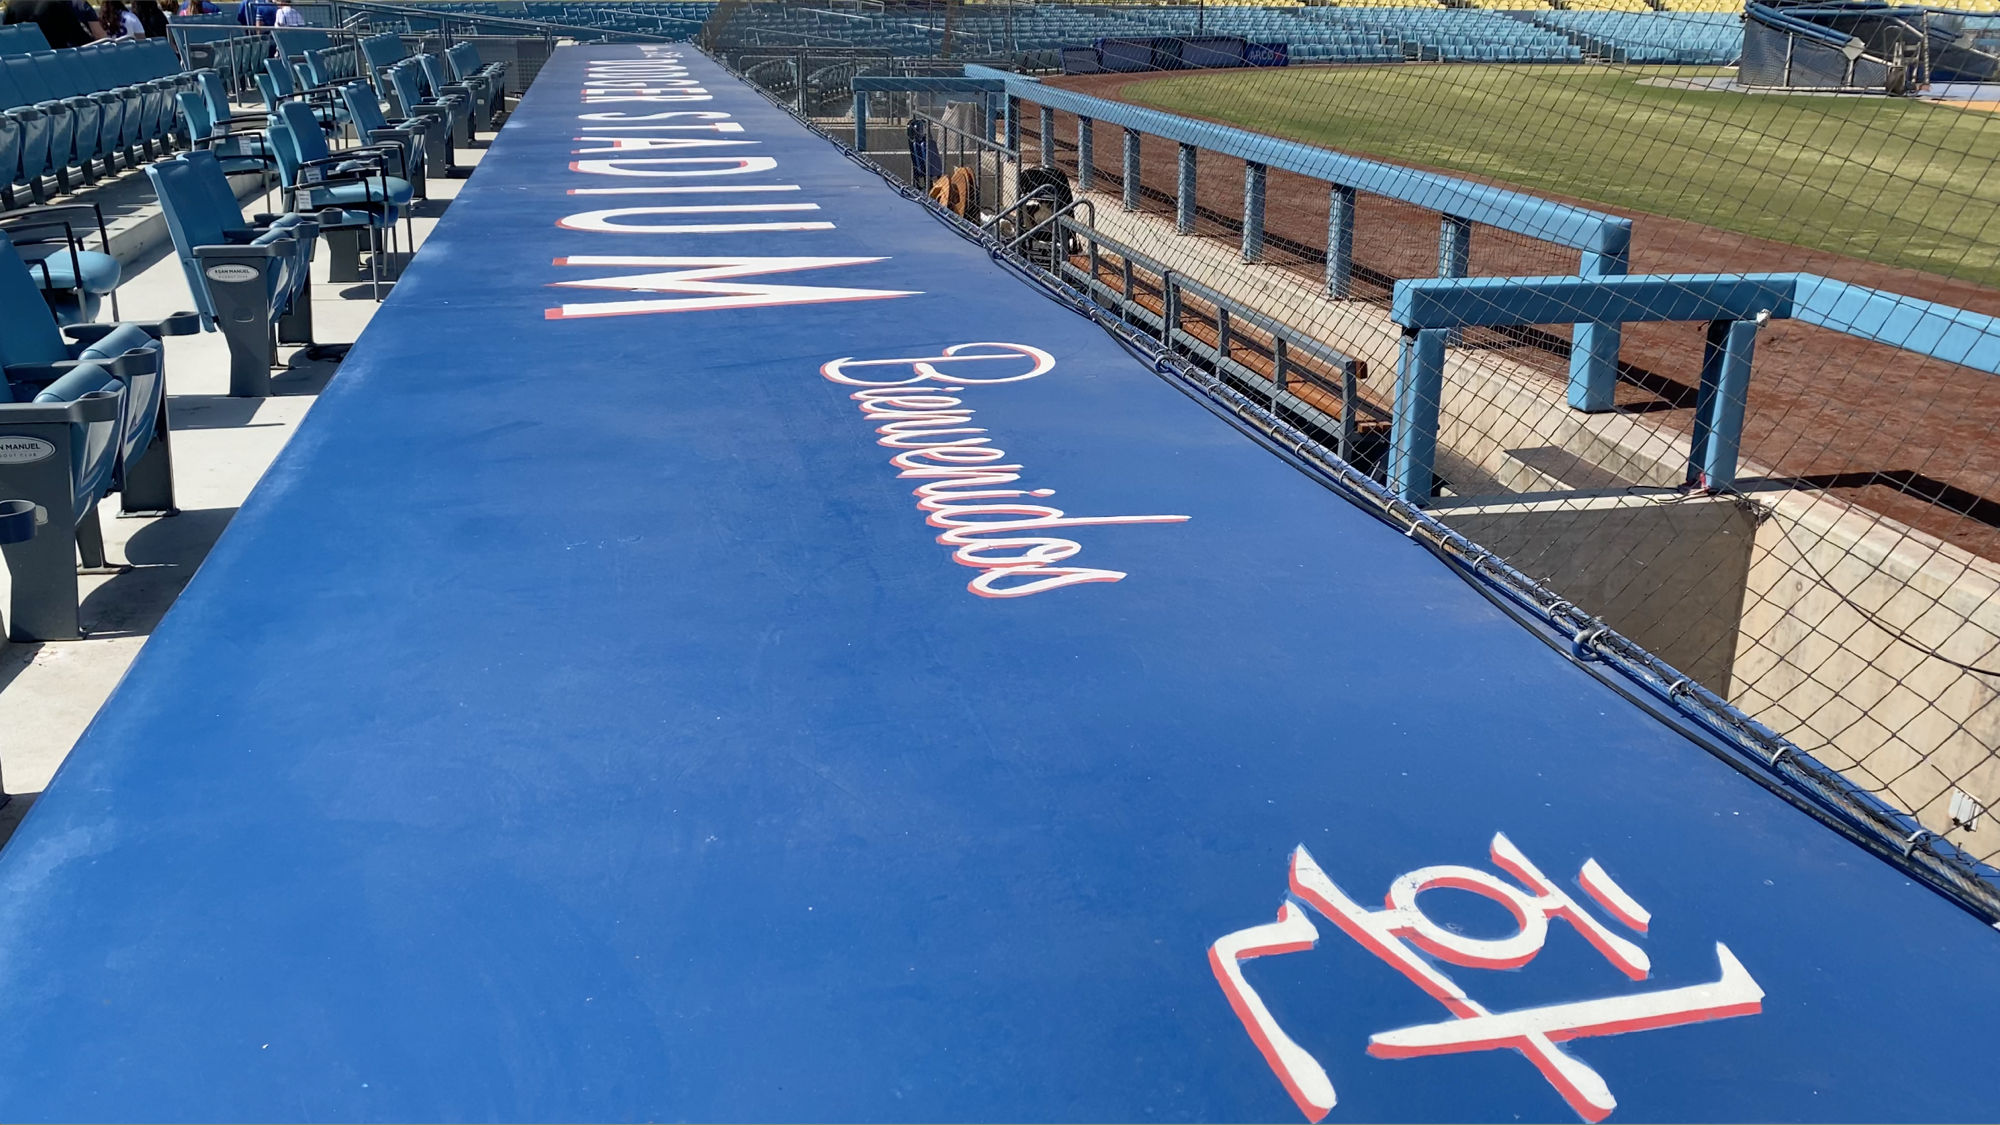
{"left": 0, "top": 130, "right": 492, "bottom": 837}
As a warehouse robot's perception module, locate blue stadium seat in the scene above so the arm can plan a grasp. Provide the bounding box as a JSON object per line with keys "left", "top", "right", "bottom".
{"left": 382, "top": 59, "right": 467, "bottom": 164}
{"left": 257, "top": 56, "right": 343, "bottom": 131}
{"left": 445, "top": 41, "right": 505, "bottom": 122}
{"left": 0, "top": 62, "right": 60, "bottom": 202}
{"left": 337, "top": 79, "right": 428, "bottom": 197}
{"left": 266, "top": 100, "right": 405, "bottom": 301}
{"left": 147, "top": 148, "right": 327, "bottom": 398}
{"left": 415, "top": 52, "right": 483, "bottom": 133}
{"left": 0, "top": 231, "right": 196, "bottom": 640}
{"left": 175, "top": 86, "right": 275, "bottom": 189}
{"left": 0, "top": 200, "right": 120, "bottom": 321}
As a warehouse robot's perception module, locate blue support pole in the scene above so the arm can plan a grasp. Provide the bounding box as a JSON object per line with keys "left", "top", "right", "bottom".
{"left": 983, "top": 97, "right": 998, "bottom": 147}
{"left": 1176, "top": 143, "right": 1197, "bottom": 235}
{"left": 1690, "top": 319, "right": 1758, "bottom": 491}
{"left": 1004, "top": 95, "right": 1019, "bottom": 152}
{"left": 1327, "top": 183, "right": 1355, "bottom": 298}
{"left": 1039, "top": 105, "right": 1055, "bottom": 166}
{"left": 1077, "top": 116, "right": 1093, "bottom": 191}
{"left": 1390, "top": 328, "right": 1448, "bottom": 505}
{"left": 1122, "top": 128, "right": 1141, "bottom": 212}
{"left": 1567, "top": 247, "right": 1628, "bottom": 413}
{"left": 1437, "top": 214, "right": 1471, "bottom": 279}
{"left": 1437, "top": 215, "right": 1471, "bottom": 345}
{"left": 853, "top": 90, "right": 868, "bottom": 151}
{"left": 1243, "top": 161, "right": 1267, "bottom": 263}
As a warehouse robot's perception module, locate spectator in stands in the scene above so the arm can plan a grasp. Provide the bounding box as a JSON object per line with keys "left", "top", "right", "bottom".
{"left": 99, "top": 0, "right": 141, "bottom": 37}
{"left": 270, "top": 0, "right": 302, "bottom": 27}
{"left": 1, "top": 0, "right": 92, "bottom": 46}
{"left": 133, "top": 0, "right": 167, "bottom": 35}
{"left": 235, "top": 0, "right": 275, "bottom": 26}
{"left": 71, "top": 0, "right": 105, "bottom": 37}
{"left": 177, "top": 0, "right": 214, "bottom": 13}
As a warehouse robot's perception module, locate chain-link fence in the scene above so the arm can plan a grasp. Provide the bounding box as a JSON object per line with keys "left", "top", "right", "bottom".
{"left": 686, "top": 0, "right": 2000, "bottom": 904}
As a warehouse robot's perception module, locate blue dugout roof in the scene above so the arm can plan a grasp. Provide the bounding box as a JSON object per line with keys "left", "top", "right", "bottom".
{"left": 0, "top": 45, "right": 1994, "bottom": 1122}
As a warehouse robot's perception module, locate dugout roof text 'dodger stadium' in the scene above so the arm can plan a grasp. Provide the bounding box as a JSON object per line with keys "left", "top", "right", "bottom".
{"left": 0, "top": 42, "right": 1995, "bottom": 1124}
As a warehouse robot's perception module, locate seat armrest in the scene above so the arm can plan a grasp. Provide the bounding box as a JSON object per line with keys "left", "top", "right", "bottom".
{"left": 0, "top": 391, "right": 120, "bottom": 425}
{"left": 63, "top": 312, "right": 200, "bottom": 343}
{"left": 193, "top": 242, "right": 288, "bottom": 259}
{"left": 6, "top": 347, "right": 155, "bottom": 380}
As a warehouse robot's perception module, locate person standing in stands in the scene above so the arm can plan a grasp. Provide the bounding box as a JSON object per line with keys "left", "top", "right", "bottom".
{"left": 71, "top": 0, "right": 105, "bottom": 37}
{"left": 100, "top": 0, "right": 141, "bottom": 37}
{"left": 132, "top": 0, "right": 167, "bottom": 35}
{"left": 0, "top": 0, "right": 92, "bottom": 46}
{"left": 235, "top": 0, "right": 274, "bottom": 26}
{"left": 177, "top": 0, "right": 214, "bottom": 13}
{"left": 270, "top": 0, "right": 302, "bottom": 27}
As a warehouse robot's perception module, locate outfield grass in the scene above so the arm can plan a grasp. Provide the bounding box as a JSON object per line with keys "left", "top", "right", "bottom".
{"left": 1118, "top": 65, "right": 2000, "bottom": 287}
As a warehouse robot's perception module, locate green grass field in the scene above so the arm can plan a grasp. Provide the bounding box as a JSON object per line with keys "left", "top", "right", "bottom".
{"left": 1118, "top": 65, "right": 2000, "bottom": 287}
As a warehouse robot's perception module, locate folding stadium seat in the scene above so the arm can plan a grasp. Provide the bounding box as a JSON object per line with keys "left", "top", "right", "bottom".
{"left": 73, "top": 47, "right": 153, "bottom": 166}
{"left": 5, "top": 54, "right": 94, "bottom": 189}
{"left": 337, "top": 80, "right": 428, "bottom": 196}
{"left": 258, "top": 56, "right": 345, "bottom": 132}
{"left": 175, "top": 87, "right": 275, "bottom": 198}
{"left": 444, "top": 42, "right": 504, "bottom": 126}
{"left": 48, "top": 50, "right": 137, "bottom": 173}
{"left": 266, "top": 100, "right": 410, "bottom": 301}
{"left": 148, "top": 149, "right": 325, "bottom": 398}
{"left": 0, "top": 64, "right": 59, "bottom": 203}
{"left": 383, "top": 61, "right": 468, "bottom": 155}
{"left": 0, "top": 202, "right": 121, "bottom": 322}
{"left": 413, "top": 53, "right": 482, "bottom": 134}
{"left": 0, "top": 231, "right": 198, "bottom": 639}
{"left": 0, "top": 94, "right": 21, "bottom": 206}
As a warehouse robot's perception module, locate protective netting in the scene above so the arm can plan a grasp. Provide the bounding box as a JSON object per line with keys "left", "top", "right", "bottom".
{"left": 685, "top": 0, "right": 2000, "bottom": 901}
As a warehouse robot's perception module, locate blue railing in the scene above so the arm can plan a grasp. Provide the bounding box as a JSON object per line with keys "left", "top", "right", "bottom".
{"left": 1387, "top": 272, "right": 2000, "bottom": 503}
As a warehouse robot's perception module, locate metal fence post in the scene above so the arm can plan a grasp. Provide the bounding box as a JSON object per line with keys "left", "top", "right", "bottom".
{"left": 1122, "top": 128, "right": 1141, "bottom": 212}
{"left": 1327, "top": 183, "right": 1355, "bottom": 298}
{"left": 1567, "top": 246, "right": 1627, "bottom": 413}
{"left": 1176, "top": 143, "right": 1197, "bottom": 234}
{"left": 1437, "top": 214, "right": 1471, "bottom": 279}
{"left": 1390, "top": 328, "right": 1448, "bottom": 505}
{"left": 1004, "top": 94, "right": 1019, "bottom": 152}
{"left": 1077, "top": 116, "right": 1093, "bottom": 191}
{"left": 1690, "top": 318, "right": 1758, "bottom": 491}
{"left": 1242, "top": 161, "right": 1267, "bottom": 263}
{"left": 1437, "top": 215, "right": 1471, "bottom": 344}
{"left": 853, "top": 90, "right": 867, "bottom": 151}
{"left": 1039, "top": 104, "right": 1054, "bottom": 166}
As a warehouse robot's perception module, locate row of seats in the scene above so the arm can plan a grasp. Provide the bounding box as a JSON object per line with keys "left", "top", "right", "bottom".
{"left": 1531, "top": 9, "right": 1741, "bottom": 62}
{"left": 0, "top": 229, "right": 194, "bottom": 640}
{"left": 0, "top": 24, "right": 56, "bottom": 55}
{"left": 0, "top": 26, "right": 511, "bottom": 639}
{"left": 1, "top": 37, "right": 196, "bottom": 202}
{"left": 707, "top": 4, "right": 1737, "bottom": 64}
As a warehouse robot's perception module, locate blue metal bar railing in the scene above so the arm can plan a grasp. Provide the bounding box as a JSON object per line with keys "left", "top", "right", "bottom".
{"left": 1387, "top": 271, "right": 2000, "bottom": 503}
{"left": 1059, "top": 217, "right": 1382, "bottom": 465}
{"left": 960, "top": 64, "right": 1641, "bottom": 417}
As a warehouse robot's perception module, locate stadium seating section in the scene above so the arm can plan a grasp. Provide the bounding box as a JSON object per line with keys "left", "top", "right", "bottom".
{"left": 676, "top": 2, "right": 1741, "bottom": 67}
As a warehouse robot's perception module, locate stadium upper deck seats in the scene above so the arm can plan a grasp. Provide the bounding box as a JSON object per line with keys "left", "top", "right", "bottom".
{"left": 148, "top": 148, "right": 322, "bottom": 398}
{"left": 0, "top": 231, "right": 194, "bottom": 640}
